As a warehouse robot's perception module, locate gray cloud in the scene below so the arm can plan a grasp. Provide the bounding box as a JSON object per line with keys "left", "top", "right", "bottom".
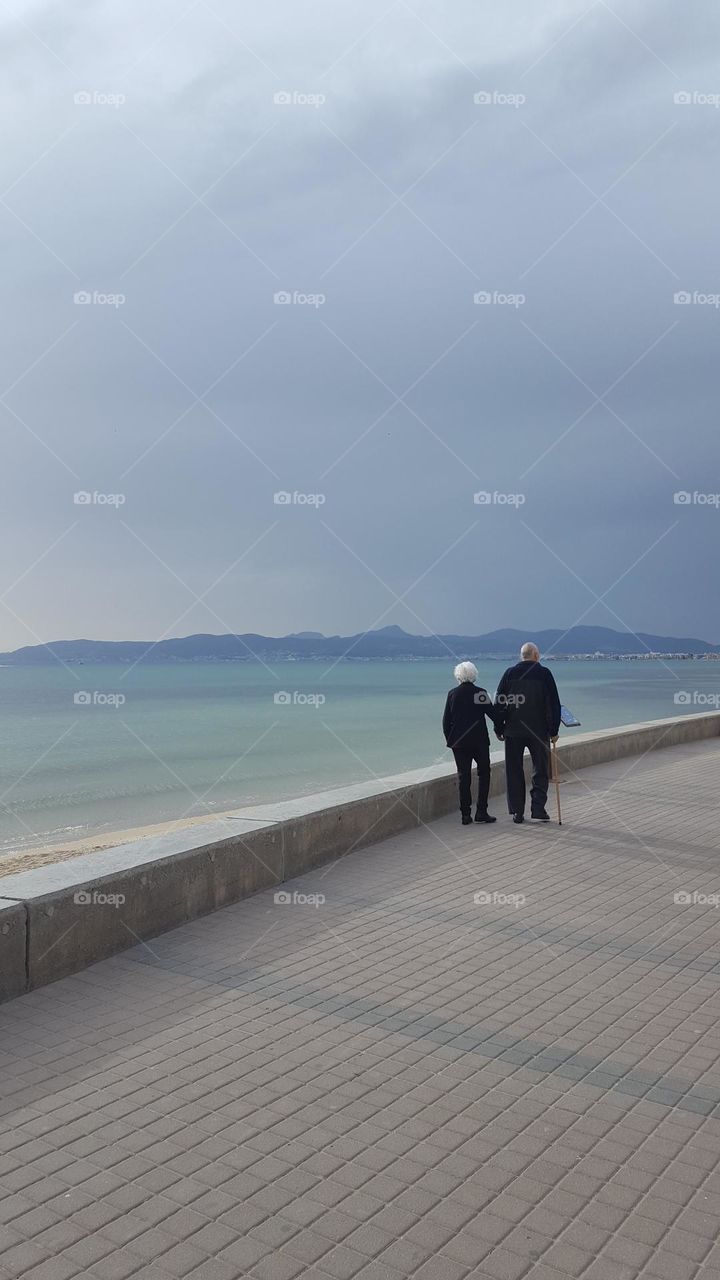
{"left": 1, "top": 0, "right": 719, "bottom": 647}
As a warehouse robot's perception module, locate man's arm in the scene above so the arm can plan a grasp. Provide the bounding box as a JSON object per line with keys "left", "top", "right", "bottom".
{"left": 442, "top": 692, "right": 452, "bottom": 745}
{"left": 493, "top": 670, "right": 510, "bottom": 736}
{"left": 544, "top": 668, "right": 561, "bottom": 738}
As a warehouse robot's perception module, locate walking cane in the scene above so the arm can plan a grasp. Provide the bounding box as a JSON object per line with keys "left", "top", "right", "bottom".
{"left": 552, "top": 708, "right": 580, "bottom": 825}
{"left": 551, "top": 738, "right": 562, "bottom": 825}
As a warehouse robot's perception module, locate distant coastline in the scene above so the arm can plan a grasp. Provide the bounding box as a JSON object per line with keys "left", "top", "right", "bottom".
{"left": 1, "top": 624, "right": 718, "bottom": 665}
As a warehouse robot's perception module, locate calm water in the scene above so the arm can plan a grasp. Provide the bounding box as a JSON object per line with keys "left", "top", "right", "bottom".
{"left": 0, "top": 659, "right": 717, "bottom": 855}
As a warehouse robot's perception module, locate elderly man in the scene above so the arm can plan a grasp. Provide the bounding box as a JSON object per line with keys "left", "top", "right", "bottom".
{"left": 494, "top": 643, "right": 561, "bottom": 823}
{"left": 443, "top": 661, "right": 502, "bottom": 825}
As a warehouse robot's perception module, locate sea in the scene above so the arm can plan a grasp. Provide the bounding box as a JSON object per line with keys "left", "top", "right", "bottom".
{"left": 0, "top": 658, "right": 717, "bottom": 857}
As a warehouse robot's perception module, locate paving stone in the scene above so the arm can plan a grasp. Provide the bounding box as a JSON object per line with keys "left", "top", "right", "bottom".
{"left": 219, "top": 1236, "right": 270, "bottom": 1271}
{"left": 60, "top": 1233, "right": 117, "bottom": 1267}
{"left": 641, "top": 1250, "right": 701, "bottom": 1280}
{"left": 581, "top": 1262, "right": 636, "bottom": 1280}
{"left": 621, "top": 1213, "right": 669, "bottom": 1247}
{"left": 1, "top": 1240, "right": 49, "bottom": 1275}
{"left": 663, "top": 1226, "right": 713, "bottom": 1264}
{"left": 371, "top": 1238, "right": 430, "bottom": 1273}
{"left": 416, "top": 1257, "right": 472, "bottom": 1280}
{"left": 464, "top": 1212, "right": 515, "bottom": 1248}
{"left": 603, "top": 1233, "right": 654, "bottom": 1272}
{"left": 314, "top": 1244, "right": 369, "bottom": 1278}
{"left": 142, "top": 1240, "right": 208, "bottom": 1278}
{"left": 21, "top": 1258, "right": 81, "bottom": 1280}
{"left": 249, "top": 1253, "right": 306, "bottom": 1279}
{"left": 342, "top": 1223, "right": 396, "bottom": 1260}
{"left": 125, "top": 1227, "right": 179, "bottom": 1263}
{"left": 184, "top": 1260, "right": 242, "bottom": 1280}
{"left": 478, "top": 1247, "right": 532, "bottom": 1280}
{"left": 313, "top": 1209, "right": 361, "bottom": 1244}
{"left": 88, "top": 1247, "right": 148, "bottom": 1279}
{"left": 101, "top": 1216, "right": 152, "bottom": 1248}
{"left": 540, "top": 1239, "right": 594, "bottom": 1275}
{"left": 441, "top": 1230, "right": 493, "bottom": 1267}
{"left": 250, "top": 1216, "right": 300, "bottom": 1248}
{"left": 284, "top": 1228, "right": 335, "bottom": 1264}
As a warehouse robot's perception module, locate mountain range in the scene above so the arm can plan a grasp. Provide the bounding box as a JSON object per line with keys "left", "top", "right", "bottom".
{"left": 0, "top": 625, "right": 716, "bottom": 664}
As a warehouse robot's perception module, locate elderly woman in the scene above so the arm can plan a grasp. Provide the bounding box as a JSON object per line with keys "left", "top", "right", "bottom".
{"left": 442, "top": 662, "right": 502, "bottom": 825}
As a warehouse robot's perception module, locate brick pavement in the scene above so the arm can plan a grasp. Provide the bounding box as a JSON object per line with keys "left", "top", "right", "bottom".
{"left": 1, "top": 737, "right": 720, "bottom": 1280}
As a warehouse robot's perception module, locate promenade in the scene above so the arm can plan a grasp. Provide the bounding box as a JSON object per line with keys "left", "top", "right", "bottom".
{"left": 1, "top": 737, "right": 719, "bottom": 1280}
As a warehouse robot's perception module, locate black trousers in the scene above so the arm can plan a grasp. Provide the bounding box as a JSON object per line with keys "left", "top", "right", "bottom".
{"left": 451, "top": 742, "right": 490, "bottom": 817}
{"left": 504, "top": 734, "right": 549, "bottom": 815}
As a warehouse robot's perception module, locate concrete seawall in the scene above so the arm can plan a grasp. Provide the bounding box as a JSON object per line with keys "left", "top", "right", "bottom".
{"left": 1, "top": 711, "right": 718, "bottom": 1002}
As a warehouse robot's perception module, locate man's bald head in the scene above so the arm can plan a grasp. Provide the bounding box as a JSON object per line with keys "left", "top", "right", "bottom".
{"left": 520, "top": 642, "right": 540, "bottom": 662}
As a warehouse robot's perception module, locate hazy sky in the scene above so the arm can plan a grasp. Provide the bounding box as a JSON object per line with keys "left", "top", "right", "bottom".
{"left": 2, "top": 0, "right": 719, "bottom": 648}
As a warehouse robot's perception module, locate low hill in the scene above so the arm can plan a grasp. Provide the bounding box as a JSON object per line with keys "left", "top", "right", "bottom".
{"left": 0, "top": 624, "right": 716, "bottom": 663}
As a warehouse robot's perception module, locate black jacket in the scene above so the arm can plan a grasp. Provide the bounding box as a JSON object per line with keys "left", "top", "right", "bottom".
{"left": 494, "top": 660, "right": 561, "bottom": 740}
{"left": 443, "top": 682, "right": 501, "bottom": 749}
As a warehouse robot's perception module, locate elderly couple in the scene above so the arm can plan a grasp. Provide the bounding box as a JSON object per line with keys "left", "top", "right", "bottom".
{"left": 442, "top": 642, "right": 561, "bottom": 825}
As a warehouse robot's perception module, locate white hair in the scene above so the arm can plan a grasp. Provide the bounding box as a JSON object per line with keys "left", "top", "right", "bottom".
{"left": 454, "top": 661, "right": 478, "bottom": 683}
{"left": 520, "top": 642, "right": 540, "bottom": 661}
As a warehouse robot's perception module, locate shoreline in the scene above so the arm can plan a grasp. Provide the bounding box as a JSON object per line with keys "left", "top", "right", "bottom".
{"left": 0, "top": 806, "right": 255, "bottom": 878}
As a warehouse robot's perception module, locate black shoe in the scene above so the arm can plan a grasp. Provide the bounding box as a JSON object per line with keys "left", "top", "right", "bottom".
{"left": 461, "top": 814, "right": 473, "bottom": 825}
{"left": 512, "top": 813, "right": 524, "bottom": 824}
{"left": 475, "top": 811, "right": 497, "bottom": 823}
{"left": 531, "top": 808, "right": 550, "bottom": 821}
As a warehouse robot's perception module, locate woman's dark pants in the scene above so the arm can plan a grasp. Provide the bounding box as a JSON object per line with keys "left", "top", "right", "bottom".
{"left": 451, "top": 742, "right": 491, "bottom": 817}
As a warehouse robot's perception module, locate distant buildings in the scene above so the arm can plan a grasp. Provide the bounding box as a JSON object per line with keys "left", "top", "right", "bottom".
{"left": 555, "top": 652, "right": 700, "bottom": 661}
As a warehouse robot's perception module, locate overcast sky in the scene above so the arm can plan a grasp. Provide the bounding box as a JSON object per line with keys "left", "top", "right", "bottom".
{"left": 2, "top": 0, "right": 719, "bottom": 648}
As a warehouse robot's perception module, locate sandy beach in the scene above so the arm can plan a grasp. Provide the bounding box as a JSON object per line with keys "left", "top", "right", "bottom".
{"left": 0, "top": 808, "right": 249, "bottom": 879}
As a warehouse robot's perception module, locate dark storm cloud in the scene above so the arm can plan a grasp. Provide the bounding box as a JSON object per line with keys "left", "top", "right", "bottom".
{"left": 1, "top": 0, "right": 719, "bottom": 647}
